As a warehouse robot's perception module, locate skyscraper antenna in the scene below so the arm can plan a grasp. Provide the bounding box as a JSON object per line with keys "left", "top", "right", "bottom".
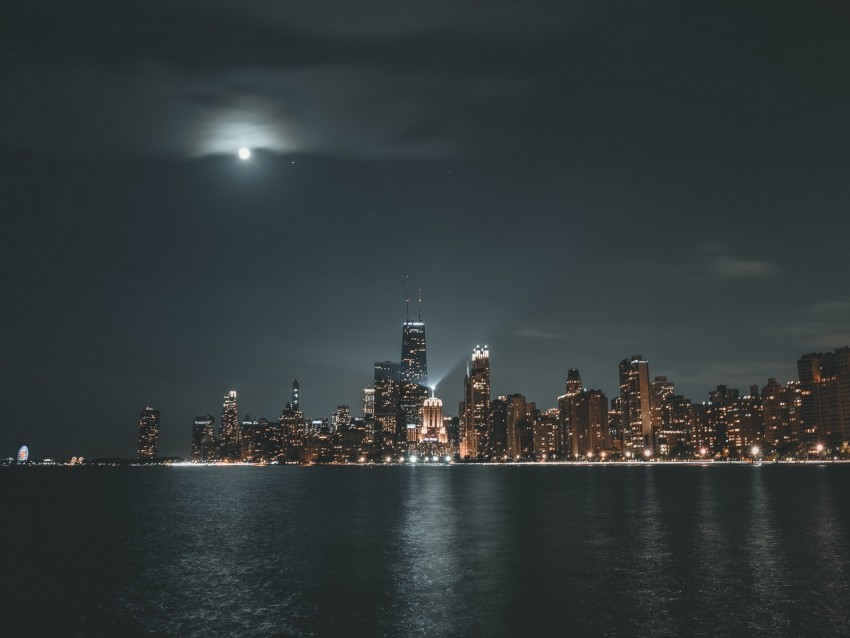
{"left": 418, "top": 289, "right": 422, "bottom": 321}
{"left": 405, "top": 276, "right": 410, "bottom": 322}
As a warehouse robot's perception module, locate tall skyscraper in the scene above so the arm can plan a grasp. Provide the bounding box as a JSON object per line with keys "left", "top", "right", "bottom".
{"left": 137, "top": 407, "right": 160, "bottom": 461}
{"left": 400, "top": 293, "right": 428, "bottom": 428}
{"left": 374, "top": 360, "right": 402, "bottom": 442}
{"left": 505, "top": 393, "right": 527, "bottom": 459}
{"left": 460, "top": 346, "right": 490, "bottom": 459}
{"left": 619, "top": 356, "right": 653, "bottom": 454}
{"left": 219, "top": 390, "right": 240, "bottom": 461}
{"left": 291, "top": 378, "right": 300, "bottom": 412}
{"left": 191, "top": 415, "right": 216, "bottom": 462}
{"left": 558, "top": 369, "right": 583, "bottom": 456}
{"left": 558, "top": 370, "right": 608, "bottom": 457}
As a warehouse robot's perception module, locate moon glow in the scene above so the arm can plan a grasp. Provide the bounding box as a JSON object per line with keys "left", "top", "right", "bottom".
{"left": 238, "top": 147, "right": 251, "bottom": 160}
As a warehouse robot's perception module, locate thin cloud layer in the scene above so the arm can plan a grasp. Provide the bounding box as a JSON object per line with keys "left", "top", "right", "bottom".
{"left": 708, "top": 255, "right": 775, "bottom": 279}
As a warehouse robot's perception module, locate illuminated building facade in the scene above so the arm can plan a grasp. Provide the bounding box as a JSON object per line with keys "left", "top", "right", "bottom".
{"left": 533, "top": 408, "right": 560, "bottom": 459}
{"left": 219, "top": 390, "right": 240, "bottom": 461}
{"left": 374, "top": 360, "right": 402, "bottom": 446}
{"left": 191, "top": 415, "right": 216, "bottom": 461}
{"left": 658, "top": 395, "right": 692, "bottom": 456}
{"left": 762, "top": 378, "right": 803, "bottom": 448}
{"left": 619, "top": 356, "right": 653, "bottom": 453}
{"left": 137, "top": 406, "right": 160, "bottom": 461}
{"left": 363, "top": 387, "right": 375, "bottom": 418}
{"left": 650, "top": 376, "right": 675, "bottom": 432}
{"left": 798, "top": 347, "right": 850, "bottom": 443}
{"left": 558, "top": 370, "right": 608, "bottom": 456}
{"left": 400, "top": 319, "right": 428, "bottom": 428}
{"left": 420, "top": 395, "right": 447, "bottom": 444}
{"left": 332, "top": 405, "right": 352, "bottom": 432}
{"left": 291, "top": 378, "right": 300, "bottom": 412}
{"left": 460, "top": 346, "right": 490, "bottom": 459}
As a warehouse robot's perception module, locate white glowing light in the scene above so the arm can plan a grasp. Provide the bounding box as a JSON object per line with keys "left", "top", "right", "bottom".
{"left": 751, "top": 446, "right": 760, "bottom": 456}
{"left": 238, "top": 147, "right": 251, "bottom": 160}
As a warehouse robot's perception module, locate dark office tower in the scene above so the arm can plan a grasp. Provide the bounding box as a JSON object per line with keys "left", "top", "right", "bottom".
{"left": 505, "top": 393, "right": 528, "bottom": 459}
{"left": 798, "top": 347, "right": 850, "bottom": 443}
{"left": 619, "top": 356, "right": 653, "bottom": 454}
{"left": 374, "top": 361, "right": 402, "bottom": 442}
{"left": 581, "top": 390, "right": 609, "bottom": 454}
{"left": 558, "top": 369, "right": 583, "bottom": 456}
{"left": 191, "top": 415, "right": 216, "bottom": 462}
{"left": 490, "top": 397, "right": 509, "bottom": 458}
{"left": 566, "top": 368, "right": 582, "bottom": 396}
{"left": 608, "top": 397, "right": 623, "bottom": 448}
{"left": 219, "top": 390, "right": 240, "bottom": 461}
{"left": 291, "top": 378, "right": 300, "bottom": 412}
{"left": 137, "top": 407, "right": 160, "bottom": 461}
{"left": 460, "top": 346, "right": 491, "bottom": 459}
{"left": 400, "top": 309, "right": 428, "bottom": 428}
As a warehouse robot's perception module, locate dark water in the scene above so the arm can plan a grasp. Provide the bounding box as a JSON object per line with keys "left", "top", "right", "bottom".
{"left": 2, "top": 465, "right": 849, "bottom": 637}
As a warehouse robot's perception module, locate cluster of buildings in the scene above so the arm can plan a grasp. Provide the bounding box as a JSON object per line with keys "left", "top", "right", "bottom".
{"left": 136, "top": 299, "right": 850, "bottom": 463}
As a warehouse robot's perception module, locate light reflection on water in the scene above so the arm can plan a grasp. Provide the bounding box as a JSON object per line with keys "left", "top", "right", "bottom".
{"left": 2, "top": 465, "right": 850, "bottom": 637}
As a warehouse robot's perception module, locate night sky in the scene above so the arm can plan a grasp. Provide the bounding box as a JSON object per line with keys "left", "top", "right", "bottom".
{"left": 2, "top": 1, "right": 849, "bottom": 458}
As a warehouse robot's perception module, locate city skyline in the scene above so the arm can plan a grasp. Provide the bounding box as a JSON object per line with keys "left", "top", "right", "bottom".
{"left": 117, "top": 338, "right": 846, "bottom": 464}
{"left": 3, "top": 2, "right": 850, "bottom": 458}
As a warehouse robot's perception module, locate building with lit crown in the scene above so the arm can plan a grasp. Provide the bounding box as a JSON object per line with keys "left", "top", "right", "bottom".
{"left": 460, "top": 346, "right": 490, "bottom": 459}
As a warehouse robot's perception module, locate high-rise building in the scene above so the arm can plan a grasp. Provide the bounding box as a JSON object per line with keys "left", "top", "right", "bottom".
{"left": 658, "top": 395, "right": 692, "bottom": 456}
{"left": 460, "top": 346, "right": 491, "bottom": 459}
{"left": 291, "top": 378, "right": 300, "bottom": 412}
{"left": 420, "top": 395, "right": 447, "bottom": 444}
{"left": 557, "top": 369, "right": 583, "bottom": 456}
{"left": 762, "top": 378, "right": 803, "bottom": 449}
{"left": 374, "top": 360, "right": 402, "bottom": 445}
{"left": 219, "top": 390, "right": 240, "bottom": 461}
{"left": 797, "top": 347, "right": 850, "bottom": 443}
{"left": 558, "top": 370, "right": 608, "bottom": 457}
{"left": 280, "top": 401, "right": 306, "bottom": 463}
{"left": 506, "top": 393, "right": 529, "bottom": 459}
{"left": 240, "top": 415, "right": 266, "bottom": 462}
{"left": 619, "top": 356, "right": 653, "bottom": 454}
{"left": 332, "top": 405, "right": 352, "bottom": 431}
{"left": 400, "top": 314, "right": 428, "bottom": 428}
{"left": 191, "top": 415, "right": 216, "bottom": 462}
{"left": 533, "top": 408, "right": 560, "bottom": 459}
{"left": 706, "top": 385, "right": 739, "bottom": 452}
{"left": 363, "top": 387, "right": 375, "bottom": 418}
{"left": 489, "top": 397, "right": 509, "bottom": 458}
{"left": 650, "top": 376, "right": 675, "bottom": 431}
{"left": 137, "top": 407, "right": 160, "bottom": 461}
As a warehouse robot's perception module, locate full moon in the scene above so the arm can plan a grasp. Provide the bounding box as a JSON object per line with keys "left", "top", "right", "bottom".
{"left": 238, "top": 147, "right": 251, "bottom": 160}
